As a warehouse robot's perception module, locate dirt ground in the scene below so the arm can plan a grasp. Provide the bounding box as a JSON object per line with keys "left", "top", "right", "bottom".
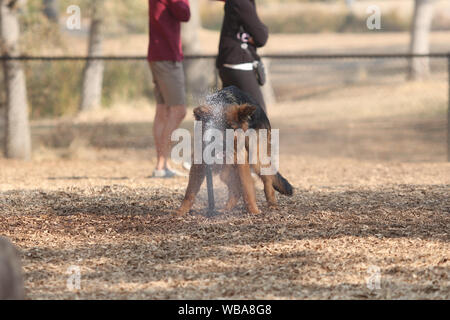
{"left": 0, "top": 80, "right": 449, "bottom": 299}
{"left": 0, "top": 155, "right": 449, "bottom": 300}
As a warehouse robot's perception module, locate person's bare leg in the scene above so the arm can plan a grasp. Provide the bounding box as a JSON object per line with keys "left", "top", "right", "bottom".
{"left": 159, "top": 105, "right": 187, "bottom": 169}
{"left": 153, "top": 104, "right": 169, "bottom": 171}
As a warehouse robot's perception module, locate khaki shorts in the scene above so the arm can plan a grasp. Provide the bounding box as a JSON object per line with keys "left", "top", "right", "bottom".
{"left": 149, "top": 61, "right": 186, "bottom": 107}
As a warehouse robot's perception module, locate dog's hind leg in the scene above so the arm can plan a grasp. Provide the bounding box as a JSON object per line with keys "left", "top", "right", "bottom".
{"left": 176, "top": 164, "right": 206, "bottom": 216}
{"left": 237, "top": 163, "right": 260, "bottom": 214}
{"left": 260, "top": 174, "right": 277, "bottom": 208}
{"left": 253, "top": 163, "right": 277, "bottom": 208}
{"left": 220, "top": 165, "right": 242, "bottom": 211}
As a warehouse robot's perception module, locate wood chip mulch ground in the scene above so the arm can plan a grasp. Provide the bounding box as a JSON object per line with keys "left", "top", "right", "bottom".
{"left": 0, "top": 157, "right": 448, "bottom": 299}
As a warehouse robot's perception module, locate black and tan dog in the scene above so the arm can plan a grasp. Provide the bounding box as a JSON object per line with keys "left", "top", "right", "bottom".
{"left": 176, "top": 86, "right": 293, "bottom": 215}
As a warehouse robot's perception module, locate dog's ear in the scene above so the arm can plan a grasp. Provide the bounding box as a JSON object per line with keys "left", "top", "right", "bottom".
{"left": 237, "top": 104, "right": 257, "bottom": 123}
{"left": 193, "top": 105, "right": 213, "bottom": 121}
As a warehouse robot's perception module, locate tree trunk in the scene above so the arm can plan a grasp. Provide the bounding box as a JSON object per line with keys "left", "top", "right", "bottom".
{"left": 181, "top": 0, "right": 211, "bottom": 100}
{"left": 0, "top": 237, "right": 24, "bottom": 300}
{"left": 408, "top": 0, "right": 435, "bottom": 80}
{"left": 80, "top": 0, "right": 104, "bottom": 112}
{"left": 43, "top": 0, "right": 59, "bottom": 23}
{"left": 0, "top": 66, "right": 5, "bottom": 147}
{"left": 0, "top": 0, "right": 31, "bottom": 160}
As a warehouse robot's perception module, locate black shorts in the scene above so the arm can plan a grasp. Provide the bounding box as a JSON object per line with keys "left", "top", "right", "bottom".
{"left": 219, "top": 67, "right": 267, "bottom": 113}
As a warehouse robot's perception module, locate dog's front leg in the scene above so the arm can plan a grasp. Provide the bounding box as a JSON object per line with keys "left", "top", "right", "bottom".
{"left": 220, "top": 165, "right": 242, "bottom": 211}
{"left": 237, "top": 163, "right": 260, "bottom": 214}
{"left": 176, "top": 164, "right": 206, "bottom": 216}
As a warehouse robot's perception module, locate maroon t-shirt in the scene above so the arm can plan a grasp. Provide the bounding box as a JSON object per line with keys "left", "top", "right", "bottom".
{"left": 147, "top": 0, "right": 191, "bottom": 62}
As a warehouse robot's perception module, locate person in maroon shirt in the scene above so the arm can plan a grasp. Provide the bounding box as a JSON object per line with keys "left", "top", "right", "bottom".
{"left": 148, "top": 0, "right": 191, "bottom": 178}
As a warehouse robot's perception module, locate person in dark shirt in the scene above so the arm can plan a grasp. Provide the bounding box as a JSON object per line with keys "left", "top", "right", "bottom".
{"left": 148, "top": 0, "right": 191, "bottom": 178}
{"left": 216, "top": 0, "right": 269, "bottom": 113}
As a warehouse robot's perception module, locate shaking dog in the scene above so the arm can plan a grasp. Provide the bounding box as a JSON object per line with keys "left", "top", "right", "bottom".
{"left": 176, "top": 86, "right": 293, "bottom": 215}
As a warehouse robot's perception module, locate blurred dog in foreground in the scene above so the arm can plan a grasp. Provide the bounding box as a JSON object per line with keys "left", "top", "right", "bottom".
{"left": 0, "top": 237, "right": 24, "bottom": 300}
{"left": 176, "top": 86, "right": 293, "bottom": 215}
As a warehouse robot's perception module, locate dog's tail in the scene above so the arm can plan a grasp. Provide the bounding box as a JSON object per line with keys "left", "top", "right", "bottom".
{"left": 272, "top": 172, "right": 293, "bottom": 196}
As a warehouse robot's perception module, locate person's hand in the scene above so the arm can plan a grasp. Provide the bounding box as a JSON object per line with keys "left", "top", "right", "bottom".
{"left": 248, "top": 37, "right": 255, "bottom": 45}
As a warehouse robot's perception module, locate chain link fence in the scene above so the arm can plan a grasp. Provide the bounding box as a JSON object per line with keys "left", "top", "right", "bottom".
{"left": 0, "top": 53, "right": 449, "bottom": 162}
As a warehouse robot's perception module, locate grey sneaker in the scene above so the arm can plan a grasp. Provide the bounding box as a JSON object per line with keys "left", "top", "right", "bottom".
{"left": 152, "top": 169, "right": 168, "bottom": 178}
{"left": 165, "top": 168, "right": 188, "bottom": 177}
{"left": 151, "top": 168, "right": 188, "bottom": 178}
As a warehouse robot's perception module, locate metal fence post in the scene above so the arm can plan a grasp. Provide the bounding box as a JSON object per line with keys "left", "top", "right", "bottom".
{"left": 206, "top": 165, "right": 215, "bottom": 217}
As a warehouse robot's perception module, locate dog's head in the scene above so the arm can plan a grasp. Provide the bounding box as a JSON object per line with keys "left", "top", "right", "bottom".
{"left": 193, "top": 103, "right": 256, "bottom": 131}
{"left": 224, "top": 104, "right": 257, "bottom": 131}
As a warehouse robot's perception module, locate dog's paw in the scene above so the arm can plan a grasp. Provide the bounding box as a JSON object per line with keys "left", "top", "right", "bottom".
{"left": 175, "top": 200, "right": 194, "bottom": 217}
{"left": 174, "top": 207, "right": 189, "bottom": 217}
{"left": 248, "top": 206, "right": 261, "bottom": 215}
{"left": 224, "top": 200, "right": 238, "bottom": 211}
{"left": 267, "top": 202, "right": 278, "bottom": 210}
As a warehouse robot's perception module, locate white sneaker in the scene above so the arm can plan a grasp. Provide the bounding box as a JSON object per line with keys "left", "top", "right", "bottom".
{"left": 182, "top": 161, "right": 192, "bottom": 171}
